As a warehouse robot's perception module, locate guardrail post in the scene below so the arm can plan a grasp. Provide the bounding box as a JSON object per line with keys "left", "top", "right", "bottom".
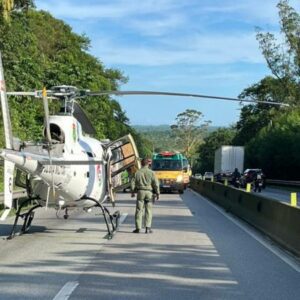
{"left": 211, "top": 177, "right": 214, "bottom": 183}
{"left": 224, "top": 179, "right": 228, "bottom": 186}
{"left": 290, "top": 192, "right": 297, "bottom": 207}
{"left": 246, "top": 183, "right": 251, "bottom": 193}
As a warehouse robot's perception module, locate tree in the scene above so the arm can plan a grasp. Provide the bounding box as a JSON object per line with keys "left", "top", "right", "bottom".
{"left": 0, "top": 9, "right": 133, "bottom": 147}
{"left": 234, "top": 0, "right": 299, "bottom": 145}
{"left": 196, "top": 127, "right": 236, "bottom": 174}
{"left": 170, "top": 109, "right": 210, "bottom": 160}
{"left": 256, "top": 0, "right": 300, "bottom": 106}
{"left": 14, "top": 0, "right": 34, "bottom": 10}
{"left": 234, "top": 77, "right": 282, "bottom": 145}
{"left": 0, "top": 0, "right": 34, "bottom": 21}
{"left": 0, "top": 0, "right": 14, "bottom": 21}
{"left": 245, "top": 108, "right": 300, "bottom": 180}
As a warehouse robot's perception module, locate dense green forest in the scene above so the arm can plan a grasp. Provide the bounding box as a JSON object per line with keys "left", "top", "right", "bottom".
{"left": 0, "top": 0, "right": 152, "bottom": 157}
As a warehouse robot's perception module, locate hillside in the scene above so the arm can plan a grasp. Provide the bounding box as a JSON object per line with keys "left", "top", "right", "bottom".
{"left": 0, "top": 7, "right": 152, "bottom": 157}
{"left": 133, "top": 125, "right": 219, "bottom": 153}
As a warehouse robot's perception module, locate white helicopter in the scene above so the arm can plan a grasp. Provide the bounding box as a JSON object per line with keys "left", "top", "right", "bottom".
{"left": 0, "top": 51, "right": 288, "bottom": 240}
{"left": 0, "top": 53, "right": 141, "bottom": 239}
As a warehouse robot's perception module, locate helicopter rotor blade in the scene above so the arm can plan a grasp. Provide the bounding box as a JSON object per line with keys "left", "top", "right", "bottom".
{"left": 7, "top": 91, "right": 42, "bottom": 97}
{"left": 87, "top": 90, "right": 289, "bottom": 107}
{"left": 62, "top": 101, "right": 96, "bottom": 135}
{"left": 7, "top": 88, "right": 289, "bottom": 107}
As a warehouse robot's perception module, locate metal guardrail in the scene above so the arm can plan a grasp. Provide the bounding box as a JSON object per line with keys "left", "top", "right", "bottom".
{"left": 0, "top": 189, "right": 27, "bottom": 205}
{"left": 267, "top": 179, "right": 300, "bottom": 187}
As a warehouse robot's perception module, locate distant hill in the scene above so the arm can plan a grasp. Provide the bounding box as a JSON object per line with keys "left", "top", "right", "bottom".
{"left": 133, "top": 125, "right": 220, "bottom": 133}
{"left": 133, "top": 125, "right": 171, "bottom": 132}
{"left": 133, "top": 125, "right": 220, "bottom": 152}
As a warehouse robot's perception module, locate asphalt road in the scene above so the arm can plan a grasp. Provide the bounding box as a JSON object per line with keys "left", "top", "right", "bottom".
{"left": 0, "top": 190, "right": 299, "bottom": 299}
{"left": 236, "top": 185, "right": 297, "bottom": 205}
{"left": 259, "top": 187, "right": 295, "bottom": 204}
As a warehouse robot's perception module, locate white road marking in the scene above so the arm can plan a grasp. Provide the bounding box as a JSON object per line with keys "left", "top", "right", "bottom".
{"left": 0, "top": 208, "right": 11, "bottom": 221}
{"left": 53, "top": 281, "right": 79, "bottom": 300}
{"left": 53, "top": 213, "right": 128, "bottom": 300}
{"left": 189, "top": 189, "right": 300, "bottom": 273}
{"left": 52, "top": 213, "right": 127, "bottom": 300}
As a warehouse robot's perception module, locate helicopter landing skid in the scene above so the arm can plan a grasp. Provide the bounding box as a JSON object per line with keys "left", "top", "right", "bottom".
{"left": 84, "top": 197, "right": 121, "bottom": 239}
{"left": 6, "top": 197, "right": 41, "bottom": 240}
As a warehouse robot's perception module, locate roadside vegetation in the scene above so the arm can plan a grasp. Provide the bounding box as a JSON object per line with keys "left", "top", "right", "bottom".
{"left": 0, "top": 1, "right": 152, "bottom": 157}
{"left": 194, "top": 0, "right": 300, "bottom": 180}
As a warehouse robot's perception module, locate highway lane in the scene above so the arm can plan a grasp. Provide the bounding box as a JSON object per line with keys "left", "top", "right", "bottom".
{"left": 259, "top": 187, "right": 295, "bottom": 204}
{"left": 206, "top": 179, "right": 295, "bottom": 205}
{"left": 0, "top": 191, "right": 299, "bottom": 299}
{"left": 223, "top": 182, "right": 297, "bottom": 205}
{"left": 0, "top": 205, "right": 119, "bottom": 299}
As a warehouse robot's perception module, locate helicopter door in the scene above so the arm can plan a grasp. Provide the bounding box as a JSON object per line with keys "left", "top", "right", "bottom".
{"left": 107, "top": 134, "right": 141, "bottom": 193}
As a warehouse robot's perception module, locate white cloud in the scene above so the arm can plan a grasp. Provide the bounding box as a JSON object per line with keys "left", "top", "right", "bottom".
{"left": 92, "top": 32, "right": 264, "bottom": 66}
{"left": 197, "top": 0, "right": 300, "bottom": 25}
{"left": 36, "top": 0, "right": 194, "bottom": 20}
{"left": 38, "top": 0, "right": 300, "bottom": 27}
{"left": 127, "top": 14, "right": 187, "bottom": 37}
{"left": 199, "top": 1, "right": 278, "bottom": 24}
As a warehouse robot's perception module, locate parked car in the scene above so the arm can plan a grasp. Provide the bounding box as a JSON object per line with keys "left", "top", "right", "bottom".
{"left": 214, "top": 172, "right": 232, "bottom": 183}
{"left": 203, "top": 172, "right": 214, "bottom": 181}
{"left": 240, "top": 169, "right": 266, "bottom": 188}
{"left": 194, "top": 173, "right": 202, "bottom": 179}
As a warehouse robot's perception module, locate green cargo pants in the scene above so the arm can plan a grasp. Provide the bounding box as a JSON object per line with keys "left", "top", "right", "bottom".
{"left": 135, "top": 190, "right": 153, "bottom": 230}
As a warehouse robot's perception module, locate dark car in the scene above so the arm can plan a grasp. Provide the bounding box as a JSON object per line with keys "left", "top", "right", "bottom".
{"left": 240, "top": 169, "right": 266, "bottom": 188}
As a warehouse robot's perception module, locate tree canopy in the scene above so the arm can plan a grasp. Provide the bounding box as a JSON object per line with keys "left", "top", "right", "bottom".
{"left": 0, "top": 3, "right": 152, "bottom": 157}
{"left": 193, "top": 0, "right": 300, "bottom": 179}
{"left": 170, "top": 109, "right": 210, "bottom": 160}
{"left": 196, "top": 127, "right": 236, "bottom": 174}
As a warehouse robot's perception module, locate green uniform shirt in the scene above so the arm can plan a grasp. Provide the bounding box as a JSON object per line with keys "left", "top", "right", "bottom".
{"left": 131, "top": 166, "right": 160, "bottom": 194}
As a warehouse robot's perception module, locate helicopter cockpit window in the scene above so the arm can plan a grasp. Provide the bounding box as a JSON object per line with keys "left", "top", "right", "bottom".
{"left": 44, "top": 124, "right": 65, "bottom": 143}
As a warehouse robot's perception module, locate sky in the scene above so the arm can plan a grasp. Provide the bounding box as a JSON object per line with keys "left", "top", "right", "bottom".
{"left": 35, "top": 0, "right": 300, "bottom": 127}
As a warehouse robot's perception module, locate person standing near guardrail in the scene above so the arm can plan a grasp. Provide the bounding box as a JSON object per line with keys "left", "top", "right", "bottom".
{"left": 232, "top": 168, "right": 241, "bottom": 188}
{"left": 131, "top": 158, "right": 160, "bottom": 234}
{"left": 254, "top": 172, "right": 262, "bottom": 192}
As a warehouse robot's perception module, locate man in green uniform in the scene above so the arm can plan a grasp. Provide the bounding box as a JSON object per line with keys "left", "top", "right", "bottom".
{"left": 131, "top": 158, "right": 160, "bottom": 234}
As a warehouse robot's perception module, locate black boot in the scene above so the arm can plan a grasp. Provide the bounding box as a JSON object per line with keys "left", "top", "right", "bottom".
{"left": 145, "top": 227, "right": 153, "bottom": 234}
{"left": 132, "top": 228, "right": 140, "bottom": 233}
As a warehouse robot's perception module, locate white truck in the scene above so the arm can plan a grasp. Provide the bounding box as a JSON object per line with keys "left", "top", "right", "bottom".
{"left": 214, "top": 146, "right": 244, "bottom": 175}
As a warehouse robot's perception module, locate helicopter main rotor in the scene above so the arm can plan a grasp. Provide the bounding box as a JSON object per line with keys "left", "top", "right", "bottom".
{"left": 7, "top": 85, "right": 290, "bottom": 107}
